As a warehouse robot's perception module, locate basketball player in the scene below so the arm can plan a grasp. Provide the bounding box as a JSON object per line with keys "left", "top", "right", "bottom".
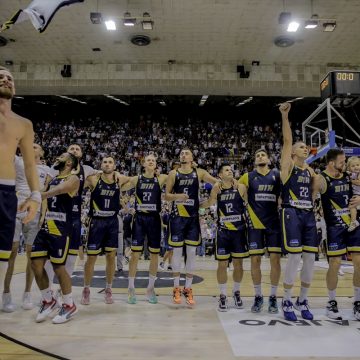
{"left": 81, "top": 156, "right": 127, "bottom": 305}
{"left": 0, "top": 66, "right": 40, "bottom": 297}
{"left": 165, "top": 148, "right": 217, "bottom": 305}
{"left": 279, "top": 102, "right": 318, "bottom": 321}
{"left": 201, "top": 164, "right": 248, "bottom": 311}
{"left": 31, "top": 152, "right": 79, "bottom": 324}
{"left": 2, "top": 144, "right": 51, "bottom": 312}
{"left": 239, "top": 149, "right": 282, "bottom": 313}
{"left": 317, "top": 149, "right": 360, "bottom": 320}
{"left": 122, "top": 154, "right": 167, "bottom": 304}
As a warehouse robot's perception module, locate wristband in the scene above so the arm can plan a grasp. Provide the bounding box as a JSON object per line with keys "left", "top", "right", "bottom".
{"left": 30, "top": 191, "right": 42, "bottom": 204}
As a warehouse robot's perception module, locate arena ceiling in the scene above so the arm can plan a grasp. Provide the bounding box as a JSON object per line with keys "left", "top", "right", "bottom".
{"left": 1, "top": 0, "right": 360, "bottom": 66}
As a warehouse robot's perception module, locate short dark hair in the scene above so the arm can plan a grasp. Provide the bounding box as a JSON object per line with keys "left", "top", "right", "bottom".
{"left": 254, "top": 149, "right": 269, "bottom": 157}
{"left": 66, "top": 152, "right": 79, "bottom": 170}
{"left": 67, "top": 143, "right": 82, "bottom": 150}
{"left": 102, "top": 155, "right": 116, "bottom": 162}
{"left": 326, "top": 149, "right": 344, "bottom": 164}
{"left": 218, "top": 163, "right": 231, "bottom": 174}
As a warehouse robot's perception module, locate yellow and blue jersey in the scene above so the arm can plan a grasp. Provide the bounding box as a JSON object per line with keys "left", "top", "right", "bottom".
{"left": 43, "top": 175, "right": 74, "bottom": 236}
{"left": 89, "top": 177, "right": 120, "bottom": 218}
{"left": 320, "top": 171, "right": 352, "bottom": 227}
{"left": 241, "top": 169, "right": 280, "bottom": 229}
{"left": 171, "top": 169, "right": 199, "bottom": 217}
{"left": 217, "top": 187, "right": 245, "bottom": 231}
{"left": 135, "top": 175, "right": 161, "bottom": 214}
{"left": 281, "top": 165, "right": 313, "bottom": 210}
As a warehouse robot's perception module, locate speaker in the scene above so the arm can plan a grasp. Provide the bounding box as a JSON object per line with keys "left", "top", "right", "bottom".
{"left": 236, "top": 65, "right": 250, "bottom": 78}
{"left": 61, "top": 65, "right": 72, "bottom": 78}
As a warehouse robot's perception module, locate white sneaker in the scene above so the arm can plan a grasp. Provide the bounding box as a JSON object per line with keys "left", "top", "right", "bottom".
{"left": 22, "top": 292, "right": 34, "bottom": 310}
{"left": 326, "top": 300, "right": 342, "bottom": 320}
{"left": 36, "top": 297, "right": 58, "bottom": 323}
{"left": 2, "top": 292, "right": 16, "bottom": 313}
{"left": 52, "top": 303, "right": 78, "bottom": 324}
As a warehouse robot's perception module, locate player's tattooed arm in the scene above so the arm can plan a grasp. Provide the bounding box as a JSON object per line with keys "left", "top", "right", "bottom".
{"left": 279, "top": 102, "right": 293, "bottom": 182}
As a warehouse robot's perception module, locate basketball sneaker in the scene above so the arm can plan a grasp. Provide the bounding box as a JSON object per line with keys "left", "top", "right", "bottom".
{"left": 22, "top": 292, "right": 34, "bottom": 310}
{"left": 233, "top": 291, "right": 243, "bottom": 309}
{"left": 159, "top": 262, "right": 165, "bottom": 271}
{"left": 268, "top": 296, "right": 279, "bottom": 314}
{"left": 146, "top": 288, "right": 158, "bottom": 304}
{"left": 218, "top": 294, "right": 228, "bottom": 312}
{"left": 2, "top": 292, "right": 16, "bottom": 313}
{"left": 294, "top": 298, "right": 314, "bottom": 320}
{"left": 36, "top": 297, "right": 58, "bottom": 323}
{"left": 167, "top": 265, "right": 172, "bottom": 271}
{"left": 127, "top": 288, "right": 137, "bottom": 304}
{"left": 52, "top": 303, "right": 78, "bottom": 324}
{"left": 182, "top": 288, "right": 196, "bottom": 306}
{"left": 326, "top": 300, "right": 342, "bottom": 320}
{"left": 173, "top": 287, "right": 182, "bottom": 304}
{"left": 353, "top": 301, "right": 360, "bottom": 320}
{"left": 80, "top": 287, "right": 90, "bottom": 305}
{"left": 282, "top": 299, "right": 297, "bottom": 321}
{"left": 104, "top": 288, "right": 114, "bottom": 304}
{"left": 251, "top": 295, "right": 264, "bottom": 313}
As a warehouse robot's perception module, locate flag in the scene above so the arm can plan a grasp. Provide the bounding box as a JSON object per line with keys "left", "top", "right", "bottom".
{"left": 0, "top": 0, "right": 84, "bottom": 33}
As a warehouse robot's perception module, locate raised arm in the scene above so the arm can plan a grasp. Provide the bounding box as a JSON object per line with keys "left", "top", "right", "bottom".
{"left": 197, "top": 168, "right": 218, "bottom": 185}
{"left": 279, "top": 102, "right": 293, "bottom": 181}
{"left": 84, "top": 174, "right": 99, "bottom": 191}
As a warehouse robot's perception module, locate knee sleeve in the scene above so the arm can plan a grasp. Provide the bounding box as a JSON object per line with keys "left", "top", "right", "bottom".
{"left": 171, "top": 247, "right": 182, "bottom": 273}
{"left": 0, "top": 262, "right": 8, "bottom": 293}
{"left": 284, "top": 253, "right": 302, "bottom": 285}
{"left": 301, "top": 252, "right": 315, "bottom": 285}
{"left": 185, "top": 246, "right": 196, "bottom": 274}
{"left": 44, "top": 260, "right": 55, "bottom": 285}
{"left": 65, "top": 255, "right": 77, "bottom": 277}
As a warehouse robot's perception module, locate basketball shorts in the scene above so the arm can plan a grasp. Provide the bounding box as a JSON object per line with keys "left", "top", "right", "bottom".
{"left": 163, "top": 227, "right": 173, "bottom": 251}
{"left": 215, "top": 227, "right": 249, "bottom": 260}
{"left": 168, "top": 215, "right": 200, "bottom": 247}
{"left": 326, "top": 225, "right": 360, "bottom": 257}
{"left": 248, "top": 223, "right": 282, "bottom": 255}
{"left": 87, "top": 217, "right": 118, "bottom": 255}
{"left": 14, "top": 211, "right": 41, "bottom": 246}
{"left": 69, "top": 217, "right": 82, "bottom": 255}
{"left": 131, "top": 213, "right": 161, "bottom": 254}
{"left": 0, "top": 184, "right": 17, "bottom": 261}
{"left": 31, "top": 229, "right": 70, "bottom": 265}
{"left": 281, "top": 207, "right": 318, "bottom": 254}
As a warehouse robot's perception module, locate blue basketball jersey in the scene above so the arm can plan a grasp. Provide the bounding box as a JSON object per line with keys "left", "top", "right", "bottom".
{"left": 89, "top": 176, "right": 120, "bottom": 218}
{"left": 246, "top": 169, "right": 281, "bottom": 229}
{"left": 135, "top": 175, "right": 162, "bottom": 214}
{"left": 281, "top": 165, "right": 313, "bottom": 209}
{"left": 320, "top": 171, "right": 352, "bottom": 227}
{"left": 217, "top": 187, "right": 245, "bottom": 231}
{"left": 171, "top": 169, "right": 199, "bottom": 217}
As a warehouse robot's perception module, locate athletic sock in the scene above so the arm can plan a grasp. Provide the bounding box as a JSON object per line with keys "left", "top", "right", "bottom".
{"left": 218, "top": 283, "right": 227, "bottom": 296}
{"left": 106, "top": 283, "right": 112, "bottom": 289}
{"left": 328, "top": 289, "right": 336, "bottom": 301}
{"left": 233, "top": 282, "right": 240, "bottom": 294}
{"left": 283, "top": 288, "right": 292, "bottom": 301}
{"left": 299, "top": 286, "right": 309, "bottom": 302}
{"left": 128, "top": 277, "right": 135, "bottom": 289}
{"left": 63, "top": 293, "right": 73, "bottom": 306}
{"left": 354, "top": 287, "right": 360, "bottom": 302}
{"left": 174, "top": 276, "right": 180, "bottom": 288}
{"left": 41, "top": 288, "right": 53, "bottom": 302}
{"left": 254, "top": 284, "right": 262, "bottom": 297}
{"left": 147, "top": 275, "right": 156, "bottom": 289}
{"left": 185, "top": 276, "right": 193, "bottom": 289}
{"left": 270, "top": 285, "right": 278, "bottom": 297}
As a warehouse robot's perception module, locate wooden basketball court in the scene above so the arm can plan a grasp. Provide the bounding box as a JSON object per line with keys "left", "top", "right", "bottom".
{"left": 0, "top": 254, "right": 358, "bottom": 360}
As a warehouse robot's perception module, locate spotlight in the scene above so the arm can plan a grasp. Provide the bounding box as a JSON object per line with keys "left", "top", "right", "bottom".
{"left": 199, "top": 95, "right": 209, "bottom": 107}
{"left": 305, "top": 14, "right": 319, "bottom": 29}
{"left": 90, "top": 12, "right": 102, "bottom": 24}
{"left": 123, "top": 12, "right": 136, "bottom": 26}
{"left": 287, "top": 21, "right": 300, "bottom": 32}
{"left": 323, "top": 21, "right": 336, "bottom": 32}
{"left": 142, "top": 12, "right": 153, "bottom": 30}
{"left": 105, "top": 20, "right": 116, "bottom": 31}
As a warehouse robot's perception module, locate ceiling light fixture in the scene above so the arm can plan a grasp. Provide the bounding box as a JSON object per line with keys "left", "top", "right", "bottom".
{"left": 199, "top": 95, "right": 209, "bottom": 107}
{"left": 123, "top": 12, "right": 136, "bottom": 26}
{"left": 323, "top": 21, "right": 336, "bottom": 32}
{"left": 56, "top": 95, "right": 87, "bottom": 104}
{"left": 104, "top": 95, "right": 129, "bottom": 105}
{"left": 159, "top": 100, "right": 166, "bottom": 106}
{"left": 287, "top": 21, "right": 300, "bottom": 32}
{"left": 105, "top": 20, "right": 116, "bottom": 30}
{"left": 142, "top": 12, "right": 153, "bottom": 30}
{"left": 236, "top": 97, "right": 253, "bottom": 107}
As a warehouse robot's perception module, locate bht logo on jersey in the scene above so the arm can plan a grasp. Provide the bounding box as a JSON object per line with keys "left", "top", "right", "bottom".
{"left": 179, "top": 179, "right": 194, "bottom": 186}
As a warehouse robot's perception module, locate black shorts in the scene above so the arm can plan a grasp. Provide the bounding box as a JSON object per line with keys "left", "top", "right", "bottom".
{"left": 248, "top": 225, "right": 282, "bottom": 255}
{"left": 69, "top": 217, "right": 82, "bottom": 255}
{"left": 87, "top": 217, "right": 118, "bottom": 255}
{"left": 326, "top": 225, "right": 360, "bottom": 257}
{"left": 168, "top": 215, "right": 200, "bottom": 247}
{"left": 0, "top": 185, "right": 17, "bottom": 261}
{"left": 216, "top": 227, "right": 249, "bottom": 260}
{"left": 131, "top": 213, "right": 161, "bottom": 254}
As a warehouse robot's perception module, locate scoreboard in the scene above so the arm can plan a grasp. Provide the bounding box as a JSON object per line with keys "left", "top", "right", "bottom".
{"left": 320, "top": 71, "right": 360, "bottom": 106}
